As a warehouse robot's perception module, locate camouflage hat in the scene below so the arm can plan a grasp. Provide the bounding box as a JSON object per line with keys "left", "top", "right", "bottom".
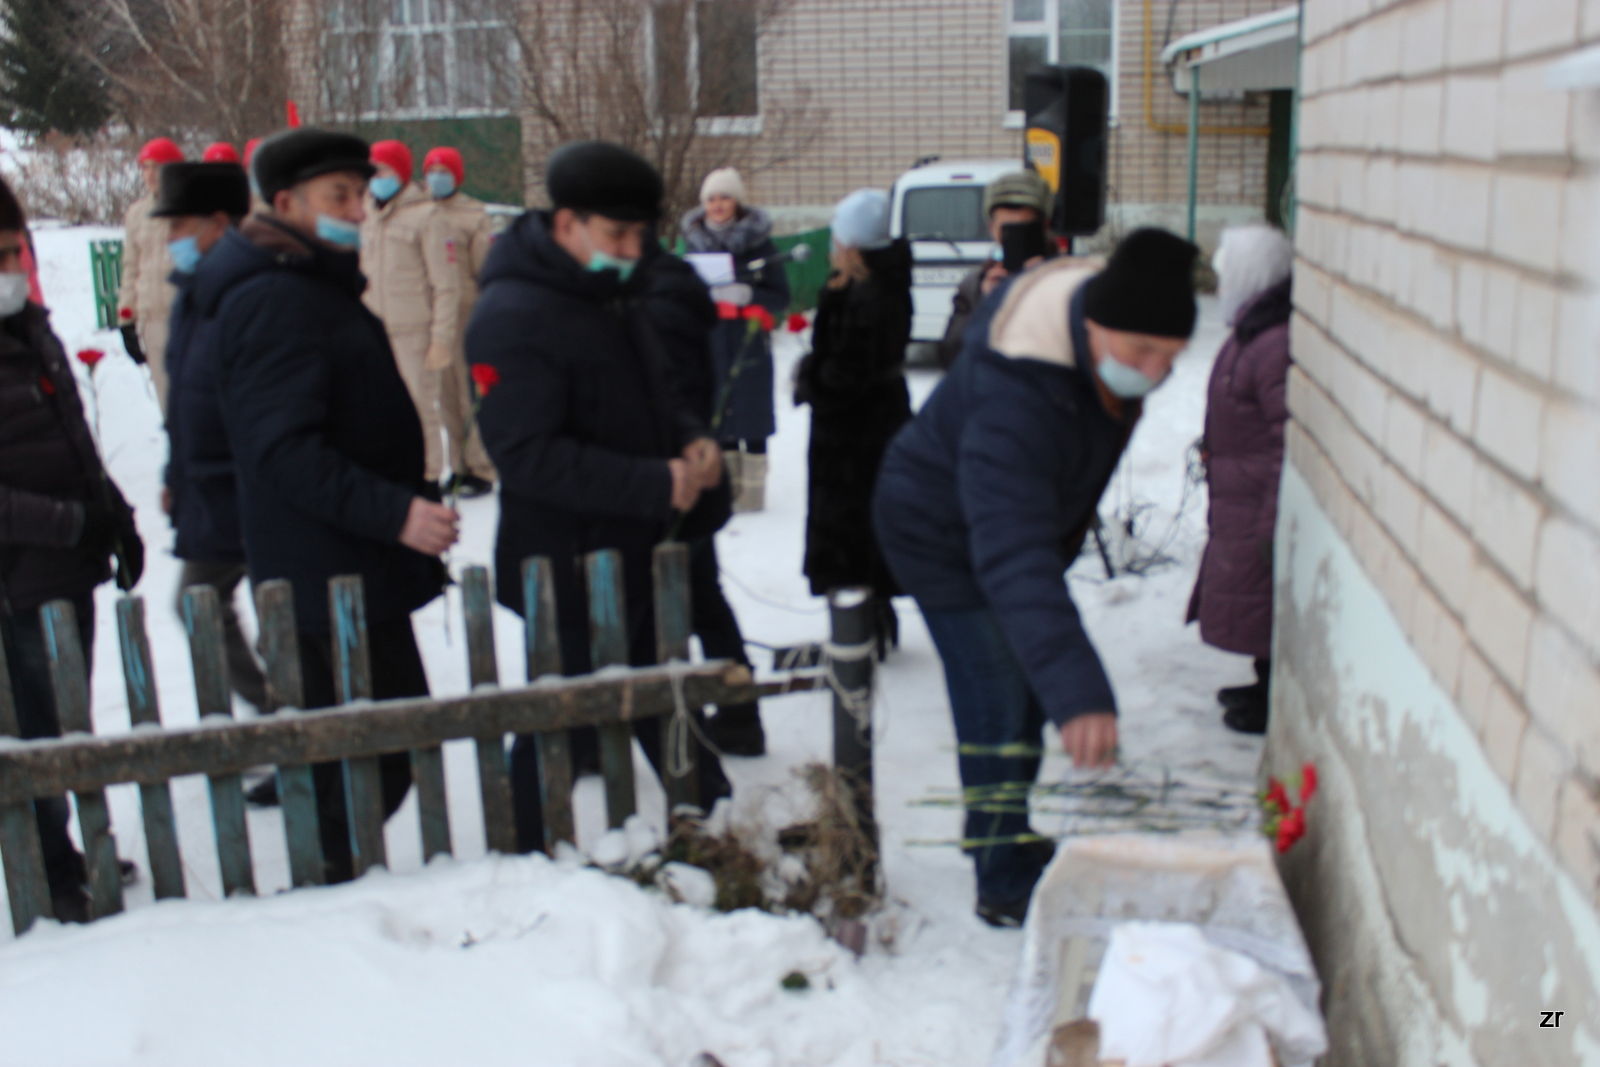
{"left": 983, "top": 170, "right": 1052, "bottom": 218}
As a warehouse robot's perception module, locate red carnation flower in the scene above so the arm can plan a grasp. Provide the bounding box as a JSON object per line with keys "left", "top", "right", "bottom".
{"left": 786, "top": 312, "right": 809, "bottom": 333}
{"left": 1275, "top": 807, "right": 1307, "bottom": 853}
{"left": 470, "top": 363, "right": 500, "bottom": 396}
{"left": 742, "top": 305, "right": 776, "bottom": 332}
{"left": 1263, "top": 777, "right": 1291, "bottom": 815}
{"left": 76, "top": 348, "right": 106, "bottom": 369}
{"left": 1299, "top": 762, "right": 1318, "bottom": 803}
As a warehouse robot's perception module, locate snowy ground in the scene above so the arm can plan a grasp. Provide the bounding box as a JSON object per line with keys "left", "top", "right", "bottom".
{"left": 0, "top": 225, "right": 1262, "bottom": 1065}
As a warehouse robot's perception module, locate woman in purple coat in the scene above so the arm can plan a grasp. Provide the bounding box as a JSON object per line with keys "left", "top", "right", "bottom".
{"left": 1188, "top": 224, "right": 1294, "bottom": 734}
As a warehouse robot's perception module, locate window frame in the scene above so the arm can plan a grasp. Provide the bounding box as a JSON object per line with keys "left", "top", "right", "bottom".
{"left": 647, "top": 0, "right": 765, "bottom": 137}
{"left": 1003, "top": 0, "right": 1118, "bottom": 128}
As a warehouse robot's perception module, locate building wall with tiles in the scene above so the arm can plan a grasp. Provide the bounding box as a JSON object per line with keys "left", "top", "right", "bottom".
{"left": 1273, "top": 1, "right": 1600, "bottom": 1063}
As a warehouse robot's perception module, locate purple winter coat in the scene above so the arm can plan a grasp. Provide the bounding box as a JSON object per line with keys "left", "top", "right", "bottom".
{"left": 1187, "top": 278, "right": 1293, "bottom": 659}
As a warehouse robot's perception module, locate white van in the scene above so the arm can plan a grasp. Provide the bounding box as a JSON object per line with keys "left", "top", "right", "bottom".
{"left": 890, "top": 158, "right": 1020, "bottom": 344}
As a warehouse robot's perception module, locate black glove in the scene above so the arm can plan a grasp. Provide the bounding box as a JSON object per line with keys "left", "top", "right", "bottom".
{"left": 119, "top": 324, "right": 146, "bottom": 366}
{"left": 77, "top": 492, "right": 144, "bottom": 591}
{"left": 113, "top": 522, "right": 145, "bottom": 592}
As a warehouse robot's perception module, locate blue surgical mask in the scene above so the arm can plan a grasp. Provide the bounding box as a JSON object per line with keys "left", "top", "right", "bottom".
{"left": 1096, "top": 355, "right": 1160, "bottom": 400}
{"left": 370, "top": 175, "right": 402, "bottom": 202}
{"left": 586, "top": 250, "right": 637, "bottom": 283}
{"left": 168, "top": 235, "right": 202, "bottom": 274}
{"left": 316, "top": 214, "right": 362, "bottom": 250}
{"left": 426, "top": 172, "right": 457, "bottom": 199}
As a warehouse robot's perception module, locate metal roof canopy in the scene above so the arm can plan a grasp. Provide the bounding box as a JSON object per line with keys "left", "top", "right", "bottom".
{"left": 1161, "top": 6, "right": 1300, "bottom": 94}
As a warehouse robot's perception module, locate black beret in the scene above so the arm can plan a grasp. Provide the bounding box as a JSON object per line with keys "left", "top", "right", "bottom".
{"left": 251, "top": 128, "right": 374, "bottom": 204}
{"left": 1081, "top": 228, "right": 1200, "bottom": 339}
{"left": 545, "top": 141, "right": 663, "bottom": 222}
{"left": 151, "top": 162, "right": 251, "bottom": 219}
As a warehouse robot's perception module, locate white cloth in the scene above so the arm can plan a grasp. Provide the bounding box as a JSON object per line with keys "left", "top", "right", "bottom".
{"left": 1087, "top": 921, "right": 1327, "bottom": 1067}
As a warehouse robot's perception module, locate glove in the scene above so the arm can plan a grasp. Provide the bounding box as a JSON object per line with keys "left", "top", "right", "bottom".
{"left": 119, "top": 323, "right": 146, "bottom": 366}
{"left": 425, "top": 342, "right": 454, "bottom": 372}
{"left": 113, "top": 524, "right": 145, "bottom": 592}
{"left": 709, "top": 283, "right": 753, "bottom": 307}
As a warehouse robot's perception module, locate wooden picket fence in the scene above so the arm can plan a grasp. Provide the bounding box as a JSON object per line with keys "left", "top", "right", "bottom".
{"left": 0, "top": 543, "right": 871, "bottom": 935}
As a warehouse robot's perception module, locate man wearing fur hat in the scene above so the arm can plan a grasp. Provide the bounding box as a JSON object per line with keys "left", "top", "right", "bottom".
{"left": 874, "top": 228, "right": 1198, "bottom": 927}
{"left": 117, "top": 136, "right": 187, "bottom": 409}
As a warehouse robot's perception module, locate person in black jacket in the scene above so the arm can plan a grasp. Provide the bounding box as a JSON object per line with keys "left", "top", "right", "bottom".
{"left": 466, "top": 141, "right": 731, "bottom": 852}
{"left": 873, "top": 229, "right": 1198, "bottom": 927}
{"left": 156, "top": 162, "right": 268, "bottom": 719}
{"left": 0, "top": 176, "right": 144, "bottom": 921}
{"left": 195, "top": 129, "right": 458, "bottom": 882}
{"left": 796, "top": 188, "right": 912, "bottom": 655}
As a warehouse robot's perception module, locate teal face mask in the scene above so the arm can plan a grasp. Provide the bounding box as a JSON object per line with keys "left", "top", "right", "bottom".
{"left": 316, "top": 215, "right": 361, "bottom": 250}
{"left": 168, "top": 235, "right": 203, "bottom": 274}
{"left": 586, "top": 250, "right": 638, "bottom": 283}
{"left": 426, "top": 172, "right": 456, "bottom": 199}
{"left": 1095, "top": 355, "right": 1159, "bottom": 399}
{"left": 370, "top": 175, "right": 402, "bottom": 202}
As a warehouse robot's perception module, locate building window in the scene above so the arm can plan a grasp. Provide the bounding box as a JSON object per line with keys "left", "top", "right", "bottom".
{"left": 1006, "top": 0, "right": 1114, "bottom": 116}
{"left": 652, "top": 0, "right": 762, "bottom": 134}
{"left": 322, "top": 0, "right": 518, "bottom": 120}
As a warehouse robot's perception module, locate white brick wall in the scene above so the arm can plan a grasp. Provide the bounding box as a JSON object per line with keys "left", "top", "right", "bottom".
{"left": 1445, "top": 0, "right": 1505, "bottom": 68}
{"left": 1535, "top": 516, "right": 1600, "bottom": 660}
{"left": 1472, "top": 365, "right": 1544, "bottom": 481}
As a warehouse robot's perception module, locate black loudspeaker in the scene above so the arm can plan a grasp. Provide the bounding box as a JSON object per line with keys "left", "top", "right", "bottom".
{"left": 1023, "top": 65, "right": 1109, "bottom": 238}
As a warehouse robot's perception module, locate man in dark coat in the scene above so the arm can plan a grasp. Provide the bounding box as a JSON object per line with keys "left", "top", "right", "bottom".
{"left": 466, "top": 141, "right": 731, "bottom": 852}
{"left": 936, "top": 170, "right": 1057, "bottom": 371}
{"left": 0, "top": 176, "right": 144, "bottom": 921}
{"left": 874, "top": 229, "right": 1198, "bottom": 927}
{"left": 1188, "top": 224, "right": 1294, "bottom": 734}
{"left": 196, "top": 128, "right": 457, "bottom": 881}
{"left": 157, "top": 161, "right": 268, "bottom": 718}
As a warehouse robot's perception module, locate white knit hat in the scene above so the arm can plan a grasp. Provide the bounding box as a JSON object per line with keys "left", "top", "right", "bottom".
{"left": 830, "top": 188, "right": 892, "bottom": 250}
{"left": 700, "top": 167, "right": 746, "bottom": 205}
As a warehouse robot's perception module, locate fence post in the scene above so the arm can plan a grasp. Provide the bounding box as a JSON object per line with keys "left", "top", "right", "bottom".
{"left": 329, "top": 576, "right": 387, "bottom": 877}
{"left": 651, "top": 543, "right": 697, "bottom": 814}
{"left": 254, "top": 580, "right": 325, "bottom": 888}
{"left": 462, "top": 565, "right": 516, "bottom": 855}
{"left": 828, "top": 588, "right": 878, "bottom": 865}
{"left": 181, "top": 585, "right": 257, "bottom": 898}
{"left": 42, "top": 599, "right": 124, "bottom": 918}
{"left": 0, "top": 625, "right": 51, "bottom": 934}
{"left": 524, "top": 556, "right": 575, "bottom": 851}
{"left": 116, "top": 598, "right": 185, "bottom": 901}
{"left": 585, "top": 550, "right": 636, "bottom": 829}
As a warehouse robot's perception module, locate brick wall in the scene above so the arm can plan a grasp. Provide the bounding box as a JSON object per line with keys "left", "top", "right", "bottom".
{"left": 1275, "top": 1, "right": 1600, "bottom": 1063}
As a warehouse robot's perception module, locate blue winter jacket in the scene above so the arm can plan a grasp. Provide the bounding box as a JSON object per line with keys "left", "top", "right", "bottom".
{"left": 165, "top": 266, "right": 244, "bottom": 564}
{"left": 873, "top": 259, "right": 1138, "bottom": 725}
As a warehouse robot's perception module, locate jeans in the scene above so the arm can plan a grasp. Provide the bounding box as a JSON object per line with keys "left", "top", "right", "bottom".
{"left": 175, "top": 560, "right": 269, "bottom": 712}
{"left": 1, "top": 594, "right": 95, "bottom": 893}
{"left": 921, "top": 605, "right": 1053, "bottom": 907}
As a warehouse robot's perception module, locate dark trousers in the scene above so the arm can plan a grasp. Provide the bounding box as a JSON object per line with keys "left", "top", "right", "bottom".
{"left": 296, "top": 617, "right": 427, "bottom": 882}
{"left": 1, "top": 594, "right": 94, "bottom": 893}
{"left": 688, "top": 537, "right": 756, "bottom": 717}
{"left": 174, "top": 560, "right": 269, "bottom": 712}
{"left": 922, "top": 605, "right": 1053, "bottom": 907}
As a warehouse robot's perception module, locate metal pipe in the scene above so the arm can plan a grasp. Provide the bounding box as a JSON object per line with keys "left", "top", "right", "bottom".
{"left": 1187, "top": 64, "right": 1200, "bottom": 242}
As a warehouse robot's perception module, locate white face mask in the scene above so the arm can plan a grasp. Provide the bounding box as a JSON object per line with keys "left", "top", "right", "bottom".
{"left": 0, "top": 272, "right": 29, "bottom": 318}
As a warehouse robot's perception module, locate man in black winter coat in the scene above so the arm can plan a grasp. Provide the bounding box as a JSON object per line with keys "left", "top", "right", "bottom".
{"left": 195, "top": 129, "right": 458, "bottom": 881}
{"left": 0, "top": 177, "right": 144, "bottom": 921}
{"left": 467, "top": 141, "right": 730, "bottom": 852}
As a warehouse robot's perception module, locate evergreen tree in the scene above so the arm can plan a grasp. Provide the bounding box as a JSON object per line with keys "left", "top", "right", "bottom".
{"left": 0, "top": 0, "right": 109, "bottom": 136}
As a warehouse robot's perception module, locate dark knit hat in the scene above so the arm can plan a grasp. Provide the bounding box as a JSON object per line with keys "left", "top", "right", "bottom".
{"left": 1081, "top": 228, "right": 1200, "bottom": 339}
{"left": 151, "top": 162, "right": 251, "bottom": 219}
{"left": 545, "top": 141, "right": 662, "bottom": 222}
{"left": 251, "top": 128, "right": 375, "bottom": 204}
{"left": 0, "top": 176, "right": 24, "bottom": 232}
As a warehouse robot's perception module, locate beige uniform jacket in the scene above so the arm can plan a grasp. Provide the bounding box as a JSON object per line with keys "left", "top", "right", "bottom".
{"left": 360, "top": 182, "right": 460, "bottom": 349}
{"left": 426, "top": 191, "right": 496, "bottom": 356}
{"left": 116, "top": 192, "right": 178, "bottom": 407}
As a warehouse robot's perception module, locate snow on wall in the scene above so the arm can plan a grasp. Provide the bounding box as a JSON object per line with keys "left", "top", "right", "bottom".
{"left": 1268, "top": 465, "right": 1600, "bottom": 1067}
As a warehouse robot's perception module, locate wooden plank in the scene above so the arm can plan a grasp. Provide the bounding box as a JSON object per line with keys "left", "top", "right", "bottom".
{"left": 329, "top": 577, "right": 387, "bottom": 877}
{"left": 463, "top": 565, "right": 514, "bottom": 855}
{"left": 181, "top": 587, "right": 256, "bottom": 898}
{"left": 0, "top": 661, "right": 802, "bottom": 803}
{"left": 41, "top": 600, "right": 122, "bottom": 918}
{"left": 585, "top": 550, "right": 636, "bottom": 829}
{"left": 524, "top": 556, "right": 574, "bottom": 850}
{"left": 0, "top": 632, "right": 50, "bottom": 934}
{"left": 651, "top": 543, "right": 698, "bottom": 814}
{"left": 254, "top": 580, "right": 324, "bottom": 887}
{"left": 115, "top": 598, "right": 185, "bottom": 901}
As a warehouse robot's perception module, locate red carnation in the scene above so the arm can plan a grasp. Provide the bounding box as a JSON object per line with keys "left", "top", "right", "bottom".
{"left": 1299, "top": 762, "right": 1318, "bottom": 803}
{"left": 742, "top": 305, "right": 776, "bottom": 332}
{"left": 470, "top": 363, "right": 500, "bottom": 396}
{"left": 786, "top": 312, "right": 809, "bottom": 333}
{"left": 1263, "top": 777, "right": 1291, "bottom": 815}
{"left": 118, "top": 307, "right": 133, "bottom": 322}
{"left": 715, "top": 302, "right": 741, "bottom": 321}
{"left": 1275, "top": 807, "right": 1307, "bottom": 853}
{"left": 76, "top": 348, "right": 106, "bottom": 369}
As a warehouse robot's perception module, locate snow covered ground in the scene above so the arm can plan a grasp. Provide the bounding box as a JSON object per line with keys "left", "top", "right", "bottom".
{"left": 0, "top": 225, "right": 1263, "bottom": 1065}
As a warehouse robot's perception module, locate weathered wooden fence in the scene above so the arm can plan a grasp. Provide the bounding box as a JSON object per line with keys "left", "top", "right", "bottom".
{"left": 0, "top": 544, "right": 869, "bottom": 935}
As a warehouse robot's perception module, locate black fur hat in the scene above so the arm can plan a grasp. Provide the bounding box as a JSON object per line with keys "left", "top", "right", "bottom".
{"left": 151, "top": 162, "right": 251, "bottom": 219}
{"left": 545, "top": 141, "right": 663, "bottom": 222}
{"left": 251, "top": 128, "right": 375, "bottom": 205}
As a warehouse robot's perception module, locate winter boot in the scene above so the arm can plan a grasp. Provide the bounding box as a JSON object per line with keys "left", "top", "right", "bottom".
{"left": 735, "top": 452, "right": 767, "bottom": 513}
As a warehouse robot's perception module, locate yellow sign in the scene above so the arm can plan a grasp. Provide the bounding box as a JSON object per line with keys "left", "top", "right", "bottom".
{"left": 1026, "top": 128, "right": 1062, "bottom": 193}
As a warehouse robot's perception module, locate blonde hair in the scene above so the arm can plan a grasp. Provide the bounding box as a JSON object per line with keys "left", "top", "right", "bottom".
{"left": 826, "top": 244, "right": 871, "bottom": 289}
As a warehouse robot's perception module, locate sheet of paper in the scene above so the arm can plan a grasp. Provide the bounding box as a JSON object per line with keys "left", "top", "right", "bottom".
{"left": 684, "top": 252, "right": 736, "bottom": 287}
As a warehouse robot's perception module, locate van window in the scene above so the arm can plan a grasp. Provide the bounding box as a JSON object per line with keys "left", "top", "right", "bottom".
{"left": 901, "top": 187, "right": 988, "bottom": 243}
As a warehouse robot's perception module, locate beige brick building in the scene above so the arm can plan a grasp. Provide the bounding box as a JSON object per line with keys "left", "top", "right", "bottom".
{"left": 1274, "top": 1, "right": 1600, "bottom": 1063}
